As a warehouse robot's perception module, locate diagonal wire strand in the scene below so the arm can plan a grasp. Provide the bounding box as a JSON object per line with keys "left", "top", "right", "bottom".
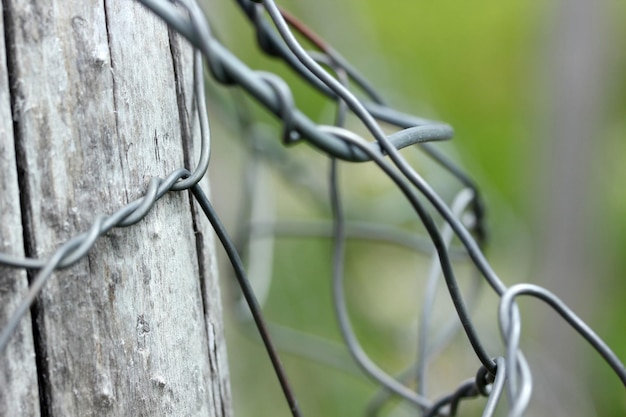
{"left": 1, "top": 2, "right": 625, "bottom": 417}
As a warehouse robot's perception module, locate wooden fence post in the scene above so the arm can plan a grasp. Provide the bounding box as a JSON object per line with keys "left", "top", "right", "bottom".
{"left": 0, "top": 3, "right": 40, "bottom": 414}
{"left": 1, "top": 1, "right": 231, "bottom": 415}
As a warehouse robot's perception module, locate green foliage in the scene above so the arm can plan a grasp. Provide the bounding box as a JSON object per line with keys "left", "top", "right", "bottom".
{"left": 211, "top": 0, "right": 626, "bottom": 415}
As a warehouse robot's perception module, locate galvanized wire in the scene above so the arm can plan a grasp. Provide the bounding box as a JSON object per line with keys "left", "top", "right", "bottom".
{"left": 1, "top": 1, "right": 625, "bottom": 416}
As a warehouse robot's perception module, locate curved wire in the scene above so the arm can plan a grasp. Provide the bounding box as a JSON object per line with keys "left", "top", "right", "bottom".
{"left": 233, "top": 3, "right": 488, "bottom": 244}
{"left": 499, "top": 283, "right": 626, "bottom": 415}
{"left": 2, "top": 2, "right": 625, "bottom": 417}
{"left": 364, "top": 189, "right": 479, "bottom": 417}
{"left": 321, "top": 124, "right": 495, "bottom": 374}
{"left": 236, "top": 0, "right": 384, "bottom": 103}
{"left": 234, "top": 166, "right": 276, "bottom": 319}
{"left": 234, "top": 50, "right": 472, "bottom": 412}
{"left": 0, "top": 169, "right": 189, "bottom": 353}
{"left": 329, "top": 156, "right": 431, "bottom": 409}
{"left": 327, "top": 48, "right": 435, "bottom": 409}
{"left": 255, "top": 71, "right": 299, "bottom": 144}
{"left": 482, "top": 357, "right": 506, "bottom": 417}
{"left": 259, "top": 1, "right": 500, "bottom": 372}
{"left": 120, "top": 3, "right": 626, "bottom": 416}
{"left": 0, "top": 30, "right": 303, "bottom": 417}
{"left": 423, "top": 379, "right": 477, "bottom": 417}
{"left": 259, "top": 0, "right": 500, "bottom": 297}
{"left": 421, "top": 357, "right": 507, "bottom": 417}
{"left": 250, "top": 220, "right": 469, "bottom": 259}
{"left": 138, "top": 0, "right": 452, "bottom": 163}
{"left": 275, "top": 5, "right": 386, "bottom": 105}
{"left": 171, "top": 50, "right": 212, "bottom": 190}
{"left": 325, "top": 124, "right": 500, "bottom": 410}
{"left": 191, "top": 184, "right": 303, "bottom": 417}
{"left": 0, "top": 48, "right": 211, "bottom": 270}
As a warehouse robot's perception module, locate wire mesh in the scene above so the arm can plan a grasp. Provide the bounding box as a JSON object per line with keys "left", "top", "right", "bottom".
{"left": 1, "top": 0, "right": 624, "bottom": 416}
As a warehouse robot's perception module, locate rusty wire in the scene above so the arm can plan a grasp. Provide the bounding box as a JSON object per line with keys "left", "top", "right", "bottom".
{"left": 1, "top": 0, "right": 625, "bottom": 416}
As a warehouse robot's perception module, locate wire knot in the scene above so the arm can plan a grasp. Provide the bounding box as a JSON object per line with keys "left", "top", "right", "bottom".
{"left": 257, "top": 71, "right": 300, "bottom": 145}
{"left": 475, "top": 360, "right": 497, "bottom": 397}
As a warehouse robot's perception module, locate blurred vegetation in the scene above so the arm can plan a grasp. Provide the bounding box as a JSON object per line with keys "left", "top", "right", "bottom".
{"left": 205, "top": 0, "right": 626, "bottom": 416}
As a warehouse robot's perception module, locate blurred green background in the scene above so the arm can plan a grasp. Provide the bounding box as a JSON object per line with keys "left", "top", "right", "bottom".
{"left": 205, "top": 0, "right": 626, "bottom": 416}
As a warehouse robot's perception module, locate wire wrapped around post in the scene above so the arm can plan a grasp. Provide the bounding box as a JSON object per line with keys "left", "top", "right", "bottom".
{"left": 1, "top": 1, "right": 624, "bottom": 416}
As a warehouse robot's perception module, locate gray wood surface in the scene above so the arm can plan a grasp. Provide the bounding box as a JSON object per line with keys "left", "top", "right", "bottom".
{"left": 0, "top": 4, "right": 41, "bottom": 416}
{"left": 168, "top": 29, "right": 233, "bottom": 415}
{"left": 1, "top": 0, "right": 231, "bottom": 415}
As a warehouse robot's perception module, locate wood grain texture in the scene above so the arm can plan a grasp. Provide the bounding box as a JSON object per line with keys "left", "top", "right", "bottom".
{"left": 0, "top": 4, "right": 41, "bottom": 416}
{"left": 2, "top": 0, "right": 231, "bottom": 415}
{"left": 168, "top": 29, "right": 232, "bottom": 416}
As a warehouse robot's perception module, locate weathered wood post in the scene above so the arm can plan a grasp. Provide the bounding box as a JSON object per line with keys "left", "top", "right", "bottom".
{"left": 1, "top": 1, "right": 231, "bottom": 415}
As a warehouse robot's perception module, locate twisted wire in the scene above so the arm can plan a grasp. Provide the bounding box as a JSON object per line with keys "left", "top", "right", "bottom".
{"left": 141, "top": 0, "right": 454, "bottom": 163}
{"left": 1, "top": 1, "right": 624, "bottom": 417}
{"left": 250, "top": 0, "right": 500, "bottom": 375}
{"left": 0, "top": 168, "right": 186, "bottom": 350}
{"left": 232, "top": 0, "right": 625, "bottom": 414}
{"left": 232, "top": 1, "right": 488, "bottom": 245}
{"left": 0, "top": 49, "right": 210, "bottom": 347}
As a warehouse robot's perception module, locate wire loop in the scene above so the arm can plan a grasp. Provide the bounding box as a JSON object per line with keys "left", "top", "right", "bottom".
{"left": 1, "top": 1, "right": 624, "bottom": 417}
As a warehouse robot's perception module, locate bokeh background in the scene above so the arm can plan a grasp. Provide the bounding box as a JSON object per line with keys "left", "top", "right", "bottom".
{"left": 204, "top": 0, "right": 626, "bottom": 415}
